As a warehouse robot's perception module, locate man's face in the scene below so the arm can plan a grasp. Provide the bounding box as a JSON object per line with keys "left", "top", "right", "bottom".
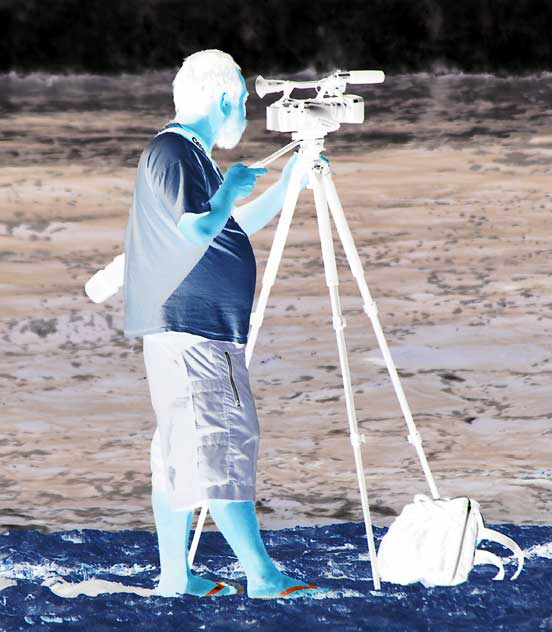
{"left": 215, "top": 72, "right": 248, "bottom": 150}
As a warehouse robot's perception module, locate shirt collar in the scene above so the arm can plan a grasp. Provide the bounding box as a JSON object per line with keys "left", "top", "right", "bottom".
{"left": 158, "top": 122, "right": 223, "bottom": 182}
{"left": 162, "top": 123, "right": 211, "bottom": 158}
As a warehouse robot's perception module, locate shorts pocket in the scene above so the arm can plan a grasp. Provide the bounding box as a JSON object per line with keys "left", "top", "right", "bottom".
{"left": 188, "top": 377, "right": 230, "bottom": 487}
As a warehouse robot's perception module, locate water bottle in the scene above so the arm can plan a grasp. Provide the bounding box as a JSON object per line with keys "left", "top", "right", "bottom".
{"left": 84, "top": 253, "right": 125, "bottom": 303}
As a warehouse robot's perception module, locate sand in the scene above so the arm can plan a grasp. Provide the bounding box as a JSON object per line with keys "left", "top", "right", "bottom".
{"left": 1, "top": 71, "right": 551, "bottom": 533}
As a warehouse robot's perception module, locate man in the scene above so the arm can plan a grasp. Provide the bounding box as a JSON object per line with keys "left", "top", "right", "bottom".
{"left": 123, "top": 49, "right": 328, "bottom": 598}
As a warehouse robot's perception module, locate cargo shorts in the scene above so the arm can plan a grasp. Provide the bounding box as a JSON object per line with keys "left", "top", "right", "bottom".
{"left": 143, "top": 330, "right": 260, "bottom": 511}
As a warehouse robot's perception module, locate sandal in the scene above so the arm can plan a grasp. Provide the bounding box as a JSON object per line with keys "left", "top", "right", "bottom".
{"left": 279, "top": 582, "right": 318, "bottom": 597}
{"left": 252, "top": 581, "right": 323, "bottom": 599}
{"left": 205, "top": 579, "right": 244, "bottom": 597}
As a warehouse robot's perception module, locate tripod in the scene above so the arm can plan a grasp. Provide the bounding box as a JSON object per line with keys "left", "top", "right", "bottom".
{"left": 187, "top": 132, "right": 441, "bottom": 591}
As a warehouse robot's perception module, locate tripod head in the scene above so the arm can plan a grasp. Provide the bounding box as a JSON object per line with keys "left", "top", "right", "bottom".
{"left": 255, "top": 69, "right": 385, "bottom": 138}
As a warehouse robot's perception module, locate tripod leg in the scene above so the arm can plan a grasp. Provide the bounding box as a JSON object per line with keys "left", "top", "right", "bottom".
{"left": 244, "top": 167, "right": 305, "bottom": 368}
{"left": 309, "top": 166, "right": 381, "bottom": 591}
{"left": 320, "top": 167, "right": 440, "bottom": 500}
{"left": 187, "top": 502, "right": 208, "bottom": 568}
{"left": 187, "top": 168, "right": 305, "bottom": 569}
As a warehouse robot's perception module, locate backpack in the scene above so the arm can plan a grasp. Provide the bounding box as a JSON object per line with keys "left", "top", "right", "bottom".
{"left": 376, "top": 494, "right": 524, "bottom": 587}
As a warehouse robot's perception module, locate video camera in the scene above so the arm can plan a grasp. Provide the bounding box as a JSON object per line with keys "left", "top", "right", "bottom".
{"left": 255, "top": 69, "right": 385, "bottom": 136}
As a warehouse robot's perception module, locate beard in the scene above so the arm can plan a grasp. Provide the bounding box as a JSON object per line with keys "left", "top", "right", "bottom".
{"left": 215, "top": 112, "right": 246, "bottom": 150}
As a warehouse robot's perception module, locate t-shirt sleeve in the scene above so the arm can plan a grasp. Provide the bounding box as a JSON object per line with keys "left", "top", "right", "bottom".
{"left": 152, "top": 158, "right": 211, "bottom": 221}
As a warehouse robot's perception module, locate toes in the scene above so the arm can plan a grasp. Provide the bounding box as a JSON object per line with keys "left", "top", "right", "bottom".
{"left": 285, "top": 585, "right": 331, "bottom": 599}
{"left": 280, "top": 582, "right": 318, "bottom": 598}
{"left": 250, "top": 581, "right": 329, "bottom": 600}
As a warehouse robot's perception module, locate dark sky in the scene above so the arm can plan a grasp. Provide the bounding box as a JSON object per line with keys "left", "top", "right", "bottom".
{"left": 2, "top": 0, "right": 552, "bottom": 74}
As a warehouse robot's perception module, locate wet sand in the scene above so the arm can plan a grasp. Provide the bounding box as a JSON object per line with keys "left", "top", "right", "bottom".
{"left": 1, "top": 71, "right": 551, "bottom": 533}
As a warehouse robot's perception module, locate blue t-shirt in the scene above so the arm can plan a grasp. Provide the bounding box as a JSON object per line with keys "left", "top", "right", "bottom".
{"left": 123, "top": 123, "right": 256, "bottom": 343}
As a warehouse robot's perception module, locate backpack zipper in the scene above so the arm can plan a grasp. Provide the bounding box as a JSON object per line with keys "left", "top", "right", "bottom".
{"left": 451, "top": 498, "right": 472, "bottom": 582}
{"left": 224, "top": 351, "right": 241, "bottom": 408}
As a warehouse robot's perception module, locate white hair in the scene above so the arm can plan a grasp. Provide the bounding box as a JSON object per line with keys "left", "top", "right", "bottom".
{"left": 172, "top": 49, "right": 243, "bottom": 122}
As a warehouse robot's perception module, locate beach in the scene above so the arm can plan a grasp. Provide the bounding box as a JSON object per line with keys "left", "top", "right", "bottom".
{"left": 1, "top": 70, "right": 551, "bottom": 534}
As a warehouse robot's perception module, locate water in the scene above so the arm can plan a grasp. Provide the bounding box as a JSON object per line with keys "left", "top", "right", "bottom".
{"left": 0, "top": 521, "right": 550, "bottom": 631}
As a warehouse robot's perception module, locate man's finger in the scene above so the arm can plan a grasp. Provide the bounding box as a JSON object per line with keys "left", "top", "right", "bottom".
{"left": 250, "top": 167, "right": 268, "bottom": 175}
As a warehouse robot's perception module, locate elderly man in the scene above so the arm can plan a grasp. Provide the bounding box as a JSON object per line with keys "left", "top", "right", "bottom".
{"left": 123, "top": 49, "right": 327, "bottom": 599}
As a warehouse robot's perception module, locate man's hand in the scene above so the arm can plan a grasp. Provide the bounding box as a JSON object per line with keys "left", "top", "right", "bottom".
{"left": 222, "top": 164, "right": 268, "bottom": 201}
{"left": 280, "top": 151, "right": 330, "bottom": 191}
{"left": 194, "top": 164, "right": 267, "bottom": 243}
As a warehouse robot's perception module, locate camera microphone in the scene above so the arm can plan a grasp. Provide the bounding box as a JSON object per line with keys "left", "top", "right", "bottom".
{"left": 338, "top": 70, "right": 385, "bottom": 84}
{"left": 255, "top": 69, "right": 385, "bottom": 99}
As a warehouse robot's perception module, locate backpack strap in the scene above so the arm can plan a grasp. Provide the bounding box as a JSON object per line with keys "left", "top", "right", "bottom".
{"left": 476, "top": 513, "right": 524, "bottom": 580}
{"left": 155, "top": 126, "right": 224, "bottom": 181}
{"left": 473, "top": 550, "right": 505, "bottom": 580}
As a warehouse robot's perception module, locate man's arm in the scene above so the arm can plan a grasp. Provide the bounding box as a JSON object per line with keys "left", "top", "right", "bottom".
{"left": 233, "top": 152, "right": 312, "bottom": 237}
{"left": 178, "top": 164, "right": 267, "bottom": 245}
{"left": 191, "top": 185, "right": 236, "bottom": 242}
{"left": 177, "top": 184, "right": 237, "bottom": 246}
{"left": 232, "top": 179, "right": 288, "bottom": 237}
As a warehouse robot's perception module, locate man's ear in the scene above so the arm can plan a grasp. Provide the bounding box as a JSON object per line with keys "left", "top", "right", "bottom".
{"left": 219, "top": 91, "right": 231, "bottom": 117}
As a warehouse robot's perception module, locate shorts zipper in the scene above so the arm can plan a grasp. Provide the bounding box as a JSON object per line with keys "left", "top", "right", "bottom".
{"left": 224, "top": 351, "right": 241, "bottom": 408}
